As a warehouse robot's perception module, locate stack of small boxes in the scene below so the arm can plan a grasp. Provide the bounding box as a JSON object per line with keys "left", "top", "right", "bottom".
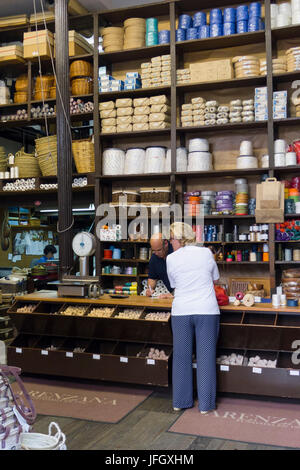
{"left": 99, "top": 101, "right": 117, "bottom": 133}
{"left": 116, "top": 98, "right": 134, "bottom": 132}
{"left": 273, "top": 90, "right": 287, "bottom": 119}
{"left": 229, "top": 99, "right": 254, "bottom": 123}
{"left": 181, "top": 97, "right": 206, "bottom": 127}
{"left": 149, "top": 95, "right": 170, "bottom": 129}
{"left": 254, "top": 87, "right": 268, "bottom": 122}
{"left": 124, "top": 72, "right": 142, "bottom": 90}
{"left": 133, "top": 97, "right": 150, "bottom": 131}
{"left": 141, "top": 54, "right": 171, "bottom": 88}
{"left": 99, "top": 67, "right": 124, "bottom": 92}
{"left": 176, "top": 68, "right": 191, "bottom": 84}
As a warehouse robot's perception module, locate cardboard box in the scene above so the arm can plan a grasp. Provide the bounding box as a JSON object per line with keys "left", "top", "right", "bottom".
{"left": 54, "top": 30, "right": 93, "bottom": 57}
{"left": 0, "top": 45, "right": 25, "bottom": 64}
{"left": 23, "top": 30, "right": 54, "bottom": 59}
{"left": 190, "top": 59, "right": 233, "bottom": 83}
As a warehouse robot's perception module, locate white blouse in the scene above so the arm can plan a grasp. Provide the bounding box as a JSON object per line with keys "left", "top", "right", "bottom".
{"left": 166, "top": 245, "right": 220, "bottom": 316}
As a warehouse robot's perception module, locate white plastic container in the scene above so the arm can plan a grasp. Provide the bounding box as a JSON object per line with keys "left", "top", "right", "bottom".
{"left": 286, "top": 151, "right": 297, "bottom": 166}
{"left": 144, "top": 146, "right": 166, "bottom": 173}
{"left": 276, "top": 14, "right": 291, "bottom": 27}
{"left": 236, "top": 156, "right": 258, "bottom": 169}
{"left": 188, "top": 138, "right": 209, "bottom": 153}
{"left": 124, "top": 148, "right": 145, "bottom": 174}
{"left": 274, "top": 153, "right": 286, "bottom": 167}
{"left": 274, "top": 139, "right": 286, "bottom": 153}
{"left": 239, "top": 140, "right": 253, "bottom": 156}
{"left": 261, "top": 154, "right": 269, "bottom": 168}
{"left": 102, "top": 148, "right": 125, "bottom": 175}
{"left": 187, "top": 151, "right": 212, "bottom": 171}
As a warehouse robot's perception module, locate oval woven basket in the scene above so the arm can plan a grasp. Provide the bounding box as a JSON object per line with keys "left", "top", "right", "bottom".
{"left": 70, "top": 60, "right": 92, "bottom": 79}
{"left": 49, "top": 86, "right": 56, "bottom": 99}
{"left": 71, "top": 77, "right": 93, "bottom": 96}
{"left": 33, "top": 90, "right": 50, "bottom": 101}
{"left": 0, "top": 147, "right": 7, "bottom": 171}
{"left": 15, "top": 148, "right": 41, "bottom": 178}
{"left": 15, "top": 75, "right": 29, "bottom": 91}
{"left": 72, "top": 139, "right": 95, "bottom": 173}
{"left": 35, "top": 75, "right": 54, "bottom": 90}
{"left": 35, "top": 135, "right": 57, "bottom": 176}
{"left": 14, "top": 92, "right": 28, "bottom": 104}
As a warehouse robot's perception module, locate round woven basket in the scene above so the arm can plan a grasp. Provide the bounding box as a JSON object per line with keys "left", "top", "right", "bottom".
{"left": 14, "top": 92, "right": 28, "bottom": 103}
{"left": 35, "top": 135, "right": 57, "bottom": 176}
{"left": 15, "top": 147, "right": 41, "bottom": 177}
{"left": 34, "top": 89, "right": 50, "bottom": 100}
{"left": 70, "top": 60, "right": 92, "bottom": 79}
{"left": 35, "top": 75, "right": 54, "bottom": 90}
{"left": 15, "top": 75, "right": 29, "bottom": 91}
{"left": 72, "top": 139, "right": 95, "bottom": 173}
{"left": 0, "top": 147, "right": 7, "bottom": 171}
{"left": 71, "top": 77, "right": 93, "bottom": 95}
{"left": 49, "top": 86, "right": 56, "bottom": 99}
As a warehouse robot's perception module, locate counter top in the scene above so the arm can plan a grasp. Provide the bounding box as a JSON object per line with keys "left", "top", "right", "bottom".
{"left": 15, "top": 291, "right": 300, "bottom": 314}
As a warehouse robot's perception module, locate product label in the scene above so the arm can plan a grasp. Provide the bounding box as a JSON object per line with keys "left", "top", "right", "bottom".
{"left": 66, "top": 352, "right": 73, "bottom": 358}
{"left": 16, "top": 348, "right": 22, "bottom": 354}
{"left": 41, "top": 350, "right": 48, "bottom": 356}
{"left": 147, "top": 359, "right": 155, "bottom": 365}
{"left": 192, "top": 363, "right": 197, "bottom": 369}
{"left": 120, "top": 356, "right": 128, "bottom": 363}
{"left": 93, "top": 354, "right": 101, "bottom": 360}
{"left": 220, "top": 365, "right": 229, "bottom": 371}
{"left": 252, "top": 367, "right": 262, "bottom": 374}
{"left": 290, "top": 370, "right": 300, "bottom": 376}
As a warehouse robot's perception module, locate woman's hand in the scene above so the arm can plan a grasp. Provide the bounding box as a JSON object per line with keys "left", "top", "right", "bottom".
{"left": 158, "top": 293, "right": 173, "bottom": 299}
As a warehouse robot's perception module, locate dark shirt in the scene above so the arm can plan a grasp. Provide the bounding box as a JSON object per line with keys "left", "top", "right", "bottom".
{"left": 148, "top": 242, "right": 173, "bottom": 292}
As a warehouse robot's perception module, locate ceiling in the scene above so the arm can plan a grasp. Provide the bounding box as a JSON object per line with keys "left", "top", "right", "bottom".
{"left": 1, "top": 0, "right": 161, "bottom": 16}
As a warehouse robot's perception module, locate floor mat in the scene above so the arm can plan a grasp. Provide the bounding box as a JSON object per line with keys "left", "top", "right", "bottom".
{"left": 12, "top": 376, "right": 152, "bottom": 423}
{"left": 168, "top": 396, "right": 300, "bottom": 448}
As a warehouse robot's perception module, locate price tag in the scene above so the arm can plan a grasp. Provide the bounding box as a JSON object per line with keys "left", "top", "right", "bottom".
{"left": 147, "top": 359, "right": 155, "bottom": 365}
{"left": 41, "top": 350, "right": 48, "bottom": 356}
{"left": 66, "top": 352, "right": 73, "bottom": 358}
{"left": 252, "top": 367, "right": 262, "bottom": 374}
{"left": 220, "top": 365, "right": 229, "bottom": 371}
{"left": 93, "top": 354, "right": 101, "bottom": 360}
{"left": 290, "top": 370, "right": 300, "bottom": 376}
{"left": 16, "top": 348, "right": 22, "bottom": 354}
{"left": 192, "top": 363, "right": 197, "bottom": 369}
{"left": 120, "top": 357, "right": 128, "bottom": 363}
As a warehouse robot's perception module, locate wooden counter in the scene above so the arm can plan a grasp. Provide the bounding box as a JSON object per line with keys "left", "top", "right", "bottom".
{"left": 15, "top": 291, "right": 300, "bottom": 314}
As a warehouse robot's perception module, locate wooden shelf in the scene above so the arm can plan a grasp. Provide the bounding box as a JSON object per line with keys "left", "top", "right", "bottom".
{"left": 177, "top": 121, "right": 267, "bottom": 133}
{"left": 176, "top": 168, "right": 268, "bottom": 178}
{"left": 176, "top": 75, "right": 266, "bottom": 93}
{"left": 100, "top": 128, "right": 170, "bottom": 138}
{"left": 99, "top": 44, "right": 170, "bottom": 64}
{"left": 271, "top": 24, "right": 300, "bottom": 40}
{"left": 99, "top": 86, "right": 170, "bottom": 100}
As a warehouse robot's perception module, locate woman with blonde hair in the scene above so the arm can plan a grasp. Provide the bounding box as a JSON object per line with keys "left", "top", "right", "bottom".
{"left": 166, "top": 222, "right": 220, "bottom": 414}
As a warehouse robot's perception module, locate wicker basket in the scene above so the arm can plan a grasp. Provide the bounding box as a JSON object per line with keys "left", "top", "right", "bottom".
{"left": 35, "top": 75, "right": 54, "bottom": 90}
{"left": 15, "top": 74, "right": 29, "bottom": 91}
{"left": 14, "top": 147, "right": 41, "bottom": 177}
{"left": 112, "top": 190, "right": 140, "bottom": 202}
{"left": 49, "top": 86, "right": 56, "bottom": 99}
{"left": 14, "top": 91, "right": 28, "bottom": 103}
{"left": 70, "top": 60, "right": 92, "bottom": 79}
{"left": 71, "top": 77, "right": 93, "bottom": 95}
{"left": 33, "top": 89, "right": 50, "bottom": 100}
{"left": 0, "top": 147, "right": 7, "bottom": 171}
{"left": 35, "top": 135, "right": 57, "bottom": 176}
{"left": 72, "top": 139, "right": 95, "bottom": 173}
{"left": 140, "top": 187, "right": 171, "bottom": 203}
{"left": 20, "top": 422, "right": 66, "bottom": 450}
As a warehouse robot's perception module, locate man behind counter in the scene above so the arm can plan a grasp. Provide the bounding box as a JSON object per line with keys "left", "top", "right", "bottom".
{"left": 146, "top": 233, "right": 173, "bottom": 298}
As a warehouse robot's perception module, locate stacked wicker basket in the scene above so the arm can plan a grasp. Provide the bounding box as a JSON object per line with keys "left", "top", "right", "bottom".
{"left": 0, "top": 147, "right": 7, "bottom": 171}
{"left": 33, "top": 75, "right": 55, "bottom": 101}
{"left": 35, "top": 135, "right": 57, "bottom": 176}
{"left": 14, "top": 74, "right": 30, "bottom": 103}
{"left": 72, "top": 138, "right": 95, "bottom": 173}
{"left": 70, "top": 60, "right": 93, "bottom": 96}
{"left": 101, "top": 26, "right": 124, "bottom": 52}
{"left": 123, "top": 18, "right": 146, "bottom": 50}
{"left": 14, "top": 148, "right": 41, "bottom": 178}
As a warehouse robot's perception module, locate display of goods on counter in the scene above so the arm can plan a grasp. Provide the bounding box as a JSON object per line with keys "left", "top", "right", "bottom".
{"left": 141, "top": 55, "right": 171, "bottom": 89}
{"left": 143, "top": 348, "right": 169, "bottom": 360}
{"left": 271, "top": 1, "right": 300, "bottom": 28}
{"left": 104, "top": 281, "right": 138, "bottom": 295}
{"left": 140, "top": 279, "right": 170, "bottom": 297}
{"left": 60, "top": 305, "right": 88, "bottom": 316}
{"left": 114, "top": 308, "right": 143, "bottom": 319}
{"left": 16, "top": 304, "right": 36, "bottom": 313}
{"left": 282, "top": 268, "right": 300, "bottom": 299}
{"left": 247, "top": 355, "right": 277, "bottom": 368}
{"left": 144, "top": 311, "right": 170, "bottom": 321}
{"left": 217, "top": 352, "right": 277, "bottom": 367}
{"left": 276, "top": 220, "right": 300, "bottom": 241}
{"left": 217, "top": 353, "right": 244, "bottom": 365}
{"left": 181, "top": 96, "right": 255, "bottom": 127}
{"left": 87, "top": 307, "right": 115, "bottom": 318}
{"left": 100, "top": 94, "right": 170, "bottom": 134}
{"left": 176, "top": 4, "right": 264, "bottom": 43}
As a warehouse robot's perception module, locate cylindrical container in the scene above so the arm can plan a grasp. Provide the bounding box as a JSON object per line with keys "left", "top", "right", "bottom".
{"left": 193, "top": 11, "right": 207, "bottom": 27}
{"left": 271, "top": 3, "right": 279, "bottom": 17}
{"left": 210, "top": 23, "right": 223, "bottom": 37}
{"left": 158, "top": 30, "right": 170, "bottom": 44}
{"left": 248, "top": 17, "right": 260, "bottom": 31}
{"left": 276, "top": 14, "right": 291, "bottom": 27}
{"left": 146, "top": 31, "right": 158, "bottom": 46}
{"left": 176, "top": 147, "right": 188, "bottom": 172}
{"left": 145, "top": 146, "right": 166, "bottom": 173}
{"left": 285, "top": 248, "right": 292, "bottom": 261}
{"left": 237, "top": 5, "right": 249, "bottom": 21}
{"left": 146, "top": 18, "right": 158, "bottom": 32}
{"left": 189, "top": 138, "right": 209, "bottom": 152}
{"left": 292, "top": 12, "right": 300, "bottom": 24}
{"left": 249, "top": 2, "right": 261, "bottom": 17}
{"left": 112, "top": 248, "right": 122, "bottom": 259}
{"left": 178, "top": 14, "right": 192, "bottom": 29}
{"left": 103, "top": 249, "right": 113, "bottom": 259}
{"left": 237, "top": 20, "right": 248, "bottom": 33}
{"left": 236, "top": 156, "right": 258, "bottom": 169}
{"left": 272, "top": 294, "right": 280, "bottom": 307}
{"left": 274, "top": 153, "right": 286, "bottom": 167}
{"left": 293, "top": 249, "right": 300, "bottom": 261}
{"left": 210, "top": 8, "right": 223, "bottom": 24}
{"left": 286, "top": 152, "right": 297, "bottom": 166}
{"left": 295, "top": 201, "right": 300, "bottom": 213}
{"left": 224, "top": 7, "right": 236, "bottom": 22}
{"left": 102, "top": 148, "right": 125, "bottom": 175}
{"left": 124, "top": 148, "right": 145, "bottom": 174}
{"left": 188, "top": 151, "right": 212, "bottom": 171}
{"left": 176, "top": 28, "right": 186, "bottom": 41}
{"left": 240, "top": 140, "right": 253, "bottom": 155}
{"left": 279, "top": 2, "right": 292, "bottom": 16}
{"left": 250, "top": 251, "right": 257, "bottom": 262}
{"left": 186, "top": 27, "right": 198, "bottom": 40}
{"left": 223, "top": 22, "right": 236, "bottom": 35}
{"left": 280, "top": 294, "right": 287, "bottom": 306}
{"left": 261, "top": 154, "right": 269, "bottom": 168}
{"left": 198, "top": 25, "right": 210, "bottom": 38}
{"left": 274, "top": 139, "right": 286, "bottom": 153}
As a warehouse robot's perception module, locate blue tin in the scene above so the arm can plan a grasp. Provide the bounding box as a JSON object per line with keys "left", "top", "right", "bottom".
{"left": 146, "top": 17, "right": 158, "bottom": 32}
{"left": 210, "top": 23, "right": 223, "bottom": 37}
{"left": 236, "top": 5, "right": 249, "bottom": 21}
{"left": 179, "top": 14, "right": 192, "bottom": 29}
{"left": 186, "top": 27, "right": 198, "bottom": 40}
{"left": 158, "top": 29, "right": 170, "bottom": 44}
{"left": 237, "top": 20, "right": 248, "bottom": 33}
{"left": 198, "top": 25, "right": 210, "bottom": 38}
{"left": 259, "top": 18, "right": 265, "bottom": 30}
{"left": 193, "top": 11, "right": 207, "bottom": 27}
{"left": 210, "top": 8, "right": 223, "bottom": 24}
{"left": 176, "top": 28, "right": 186, "bottom": 41}
{"left": 223, "top": 22, "right": 236, "bottom": 35}
{"left": 249, "top": 2, "right": 261, "bottom": 18}
{"left": 248, "top": 16, "right": 260, "bottom": 31}
{"left": 223, "top": 7, "right": 236, "bottom": 23}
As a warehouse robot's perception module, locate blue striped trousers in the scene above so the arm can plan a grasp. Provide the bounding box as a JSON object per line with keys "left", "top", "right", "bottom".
{"left": 171, "top": 314, "right": 220, "bottom": 411}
